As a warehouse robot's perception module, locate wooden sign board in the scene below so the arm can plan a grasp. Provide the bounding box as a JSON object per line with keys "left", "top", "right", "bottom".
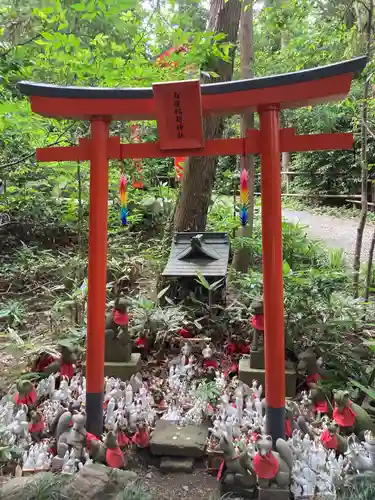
{"left": 152, "top": 80, "right": 204, "bottom": 150}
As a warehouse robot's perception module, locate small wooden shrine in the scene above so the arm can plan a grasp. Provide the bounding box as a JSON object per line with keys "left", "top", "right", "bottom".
{"left": 162, "top": 232, "right": 230, "bottom": 303}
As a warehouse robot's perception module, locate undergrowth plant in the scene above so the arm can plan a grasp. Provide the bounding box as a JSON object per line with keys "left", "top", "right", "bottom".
{"left": 116, "top": 483, "right": 152, "bottom": 500}
{"left": 0, "top": 472, "right": 69, "bottom": 500}
{"left": 341, "top": 478, "right": 375, "bottom": 499}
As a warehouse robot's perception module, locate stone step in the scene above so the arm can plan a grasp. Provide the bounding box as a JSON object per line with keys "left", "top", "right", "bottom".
{"left": 160, "top": 457, "right": 194, "bottom": 473}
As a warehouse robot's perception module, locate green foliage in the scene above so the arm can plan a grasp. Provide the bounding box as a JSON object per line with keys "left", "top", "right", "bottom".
{"left": 341, "top": 479, "right": 375, "bottom": 500}
{"left": 11, "top": 472, "right": 69, "bottom": 500}
{"left": 0, "top": 299, "right": 25, "bottom": 326}
{"left": 193, "top": 380, "right": 221, "bottom": 403}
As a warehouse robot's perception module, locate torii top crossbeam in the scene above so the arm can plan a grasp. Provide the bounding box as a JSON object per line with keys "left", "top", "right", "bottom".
{"left": 19, "top": 56, "right": 367, "bottom": 442}
{"left": 20, "top": 56, "right": 366, "bottom": 120}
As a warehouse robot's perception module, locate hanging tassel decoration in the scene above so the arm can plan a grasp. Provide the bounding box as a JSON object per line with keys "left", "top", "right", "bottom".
{"left": 119, "top": 174, "right": 128, "bottom": 226}
{"left": 174, "top": 156, "right": 185, "bottom": 181}
{"left": 239, "top": 168, "right": 248, "bottom": 226}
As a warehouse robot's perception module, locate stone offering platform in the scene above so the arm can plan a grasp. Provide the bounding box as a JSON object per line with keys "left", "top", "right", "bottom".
{"left": 150, "top": 420, "right": 208, "bottom": 458}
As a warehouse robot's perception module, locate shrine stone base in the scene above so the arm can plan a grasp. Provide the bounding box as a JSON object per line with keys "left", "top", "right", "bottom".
{"left": 103, "top": 353, "right": 141, "bottom": 380}
{"left": 238, "top": 358, "right": 297, "bottom": 398}
{"left": 258, "top": 487, "right": 290, "bottom": 500}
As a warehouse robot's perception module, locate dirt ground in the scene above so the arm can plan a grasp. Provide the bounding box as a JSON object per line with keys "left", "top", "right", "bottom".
{"left": 138, "top": 468, "right": 222, "bottom": 500}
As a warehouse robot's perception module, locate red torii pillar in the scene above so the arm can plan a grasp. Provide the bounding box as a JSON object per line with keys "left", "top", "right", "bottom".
{"left": 19, "top": 56, "right": 366, "bottom": 440}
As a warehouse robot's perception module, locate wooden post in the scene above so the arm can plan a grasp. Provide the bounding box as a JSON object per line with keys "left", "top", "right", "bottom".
{"left": 259, "top": 105, "right": 285, "bottom": 444}
{"left": 85, "top": 119, "right": 109, "bottom": 437}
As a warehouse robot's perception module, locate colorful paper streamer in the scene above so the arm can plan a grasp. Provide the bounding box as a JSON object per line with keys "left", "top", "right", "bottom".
{"left": 119, "top": 174, "right": 128, "bottom": 226}
{"left": 239, "top": 168, "right": 248, "bottom": 226}
{"left": 174, "top": 156, "right": 185, "bottom": 180}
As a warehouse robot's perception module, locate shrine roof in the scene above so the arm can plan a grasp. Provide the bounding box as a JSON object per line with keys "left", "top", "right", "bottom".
{"left": 162, "top": 232, "right": 230, "bottom": 277}
{"left": 18, "top": 56, "right": 367, "bottom": 120}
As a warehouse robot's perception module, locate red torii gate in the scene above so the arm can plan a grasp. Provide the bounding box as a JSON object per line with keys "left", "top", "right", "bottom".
{"left": 19, "top": 56, "right": 367, "bottom": 441}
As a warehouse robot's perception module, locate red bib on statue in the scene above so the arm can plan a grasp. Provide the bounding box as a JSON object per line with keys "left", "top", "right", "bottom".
{"left": 253, "top": 453, "right": 279, "bottom": 479}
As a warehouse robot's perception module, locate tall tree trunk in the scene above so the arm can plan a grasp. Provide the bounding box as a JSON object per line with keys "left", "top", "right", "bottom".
{"left": 353, "top": 0, "right": 373, "bottom": 297}
{"left": 173, "top": 0, "right": 242, "bottom": 232}
{"left": 232, "top": 0, "right": 255, "bottom": 272}
{"left": 280, "top": 32, "right": 291, "bottom": 187}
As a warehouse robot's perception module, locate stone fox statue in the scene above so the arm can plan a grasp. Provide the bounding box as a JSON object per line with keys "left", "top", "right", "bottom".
{"left": 253, "top": 434, "right": 293, "bottom": 489}
{"left": 105, "top": 298, "right": 132, "bottom": 363}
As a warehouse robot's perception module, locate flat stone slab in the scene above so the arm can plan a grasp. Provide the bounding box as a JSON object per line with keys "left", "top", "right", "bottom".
{"left": 104, "top": 353, "right": 141, "bottom": 380}
{"left": 160, "top": 456, "right": 194, "bottom": 473}
{"left": 150, "top": 420, "right": 208, "bottom": 458}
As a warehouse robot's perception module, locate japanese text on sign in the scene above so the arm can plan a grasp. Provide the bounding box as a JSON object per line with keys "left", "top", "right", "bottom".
{"left": 174, "top": 92, "right": 184, "bottom": 138}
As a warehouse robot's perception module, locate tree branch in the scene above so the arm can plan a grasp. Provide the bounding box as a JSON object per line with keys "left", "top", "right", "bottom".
{"left": 0, "top": 122, "right": 76, "bottom": 171}
{"left": 0, "top": 34, "right": 42, "bottom": 58}
{"left": 362, "top": 119, "right": 375, "bottom": 141}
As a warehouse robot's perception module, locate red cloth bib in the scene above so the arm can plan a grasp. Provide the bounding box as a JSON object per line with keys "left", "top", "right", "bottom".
{"left": 306, "top": 373, "right": 321, "bottom": 386}
{"left": 224, "top": 362, "right": 238, "bottom": 377}
{"left": 217, "top": 459, "right": 225, "bottom": 481}
{"left": 321, "top": 429, "right": 338, "bottom": 449}
{"left": 29, "top": 418, "right": 45, "bottom": 434}
{"left": 135, "top": 337, "right": 147, "bottom": 348}
{"left": 35, "top": 354, "right": 57, "bottom": 372}
{"left": 132, "top": 429, "right": 149, "bottom": 448}
{"left": 86, "top": 432, "right": 100, "bottom": 449}
{"left": 253, "top": 452, "right": 279, "bottom": 479}
{"left": 226, "top": 342, "right": 238, "bottom": 355}
{"left": 285, "top": 418, "right": 293, "bottom": 438}
{"left": 251, "top": 314, "right": 264, "bottom": 331}
{"left": 117, "top": 431, "right": 131, "bottom": 447}
{"left": 106, "top": 447, "right": 125, "bottom": 468}
{"left": 239, "top": 343, "right": 250, "bottom": 354}
{"left": 60, "top": 363, "right": 75, "bottom": 379}
{"left": 333, "top": 402, "right": 356, "bottom": 427}
{"left": 14, "top": 388, "right": 37, "bottom": 406}
{"left": 251, "top": 432, "right": 259, "bottom": 442}
{"left": 178, "top": 328, "right": 192, "bottom": 338}
{"left": 203, "top": 358, "right": 218, "bottom": 369}
{"left": 314, "top": 400, "right": 329, "bottom": 413}
{"left": 157, "top": 399, "right": 166, "bottom": 409}
{"left": 113, "top": 309, "right": 129, "bottom": 326}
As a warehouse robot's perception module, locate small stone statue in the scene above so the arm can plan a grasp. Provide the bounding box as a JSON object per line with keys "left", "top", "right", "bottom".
{"left": 105, "top": 431, "right": 125, "bottom": 469}
{"left": 51, "top": 442, "right": 69, "bottom": 471}
{"left": 106, "top": 297, "right": 130, "bottom": 332}
{"left": 61, "top": 449, "right": 77, "bottom": 475}
{"left": 40, "top": 344, "right": 77, "bottom": 379}
{"left": 67, "top": 412, "right": 87, "bottom": 459}
{"left": 250, "top": 297, "right": 264, "bottom": 352}
{"left": 320, "top": 421, "right": 347, "bottom": 454}
{"left": 132, "top": 421, "right": 149, "bottom": 448}
{"left": 105, "top": 298, "right": 132, "bottom": 364}
{"left": 333, "top": 390, "right": 375, "bottom": 438}
{"left": 253, "top": 434, "right": 293, "bottom": 490}
{"left": 9, "top": 404, "right": 29, "bottom": 439}
{"left": 202, "top": 344, "right": 218, "bottom": 369}
{"left": 297, "top": 350, "right": 329, "bottom": 414}
{"left": 218, "top": 433, "right": 257, "bottom": 495}
{"left": 29, "top": 410, "right": 45, "bottom": 442}
{"left": 14, "top": 380, "right": 37, "bottom": 408}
